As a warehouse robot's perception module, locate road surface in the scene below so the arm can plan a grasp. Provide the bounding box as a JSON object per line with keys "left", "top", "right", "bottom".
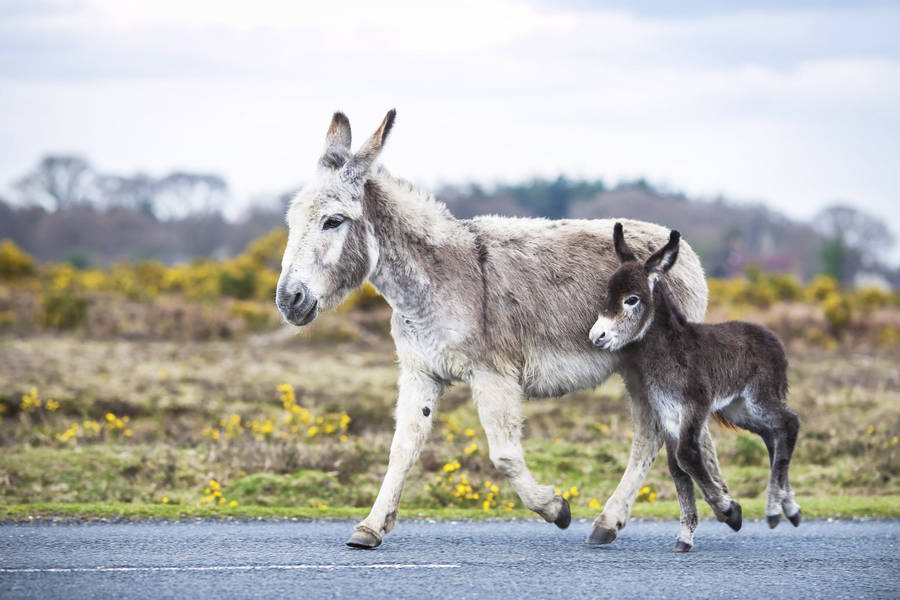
{"left": 1, "top": 518, "right": 897, "bottom": 598}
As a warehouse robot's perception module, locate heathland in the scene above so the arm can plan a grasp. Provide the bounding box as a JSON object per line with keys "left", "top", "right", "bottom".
{"left": 0, "top": 234, "right": 898, "bottom": 520}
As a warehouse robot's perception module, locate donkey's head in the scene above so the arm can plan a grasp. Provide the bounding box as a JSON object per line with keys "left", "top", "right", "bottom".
{"left": 276, "top": 110, "right": 395, "bottom": 325}
{"left": 589, "top": 222, "right": 681, "bottom": 350}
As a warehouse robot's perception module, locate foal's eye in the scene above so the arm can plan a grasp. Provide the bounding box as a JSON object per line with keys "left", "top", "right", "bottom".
{"left": 322, "top": 215, "right": 346, "bottom": 230}
{"left": 624, "top": 295, "right": 640, "bottom": 306}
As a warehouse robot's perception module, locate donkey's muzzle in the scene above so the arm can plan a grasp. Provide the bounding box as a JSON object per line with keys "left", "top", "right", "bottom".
{"left": 276, "top": 282, "right": 318, "bottom": 326}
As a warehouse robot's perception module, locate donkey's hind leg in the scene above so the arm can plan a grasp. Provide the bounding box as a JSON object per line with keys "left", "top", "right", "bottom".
{"left": 666, "top": 436, "right": 698, "bottom": 552}
{"left": 472, "top": 370, "right": 569, "bottom": 528}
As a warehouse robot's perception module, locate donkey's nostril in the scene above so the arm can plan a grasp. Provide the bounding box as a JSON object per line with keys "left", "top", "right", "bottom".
{"left": 598, "top": 331, "right": 606, "bottom": 339}
{"left": 290, "top": 291, "right": 304, "bottom": 308}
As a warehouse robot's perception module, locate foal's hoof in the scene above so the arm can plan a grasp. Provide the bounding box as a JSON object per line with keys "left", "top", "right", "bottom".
{"left": 673, "top": 540, "right": 693, "bottom": 553}
{"left": 554, "top": 497, "right": 571, "bottom": 530}
{"left": 586, "top": 525, "right": 617, "bottom": 546}
{"left": 346, "top": 526, "right": 382, "bottom": 549}
{"left": 767, "top": 515, "right": 781, "bottom": 529}
{"left": 721, "top": 502, "right": 742, "bottom": 532}
{"left": 787, "top": 509, "right": 802, "bottom": 527}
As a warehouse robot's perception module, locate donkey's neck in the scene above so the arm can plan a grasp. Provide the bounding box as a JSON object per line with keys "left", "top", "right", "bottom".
{"left": 363, "top": 172, "right": 474, "bottom": 317}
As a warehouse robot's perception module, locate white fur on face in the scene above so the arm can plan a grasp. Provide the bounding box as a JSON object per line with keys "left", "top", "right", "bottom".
{"left": 589, "top": 298, "right": 648, "bottom": 351}
{"left": 589, "top": 315, "right": 618, "bottom": 349}
{"left": 279, "top": 171, "right": 370, "bottom": 308}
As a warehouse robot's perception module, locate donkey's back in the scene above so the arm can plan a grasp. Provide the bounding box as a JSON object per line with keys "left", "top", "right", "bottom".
{"left": 466, "top": 216, "right": 708, "bottom": 397}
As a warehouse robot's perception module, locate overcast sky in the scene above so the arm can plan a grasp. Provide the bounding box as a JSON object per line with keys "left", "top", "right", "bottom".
{"left": 1, "top": 0, "right": 898, "bottom": 260}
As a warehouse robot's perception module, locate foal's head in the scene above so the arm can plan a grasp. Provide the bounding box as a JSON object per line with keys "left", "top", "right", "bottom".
{"left": 589, "top": 223, "right": 681, "bottom": 350}
{"left": 276, "top": 110, "right": 395, "bottom": 326}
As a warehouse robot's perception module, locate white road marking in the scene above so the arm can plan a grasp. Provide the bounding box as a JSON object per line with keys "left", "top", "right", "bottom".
{"left": 0, "top": 564, "right": 461, "bottom": 574}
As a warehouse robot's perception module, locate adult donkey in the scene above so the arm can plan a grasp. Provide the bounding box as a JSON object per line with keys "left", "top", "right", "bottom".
{"left": 277, "top": 110, "right": 714, "bottom": 549}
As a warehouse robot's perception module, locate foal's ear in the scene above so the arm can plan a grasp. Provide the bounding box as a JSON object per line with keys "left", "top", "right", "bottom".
{"left": 613, "top": 222, "right": 637, "bottom": 263}
{"left": 341, "top": 109, "right": 396, "bottom": 184}
{"left": 319, "top": 112, "right": 352, "bottom": 169}
{"left": 644, "top": 230, "right": 681, "bottom": 283}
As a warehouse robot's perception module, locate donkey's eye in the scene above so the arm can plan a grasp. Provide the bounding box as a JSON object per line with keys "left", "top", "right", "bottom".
{"left": 322, "top": 215, "right": 346, "bottom": 230}
{"left": 624, "top": 295, "right": 640, "bottom": 306}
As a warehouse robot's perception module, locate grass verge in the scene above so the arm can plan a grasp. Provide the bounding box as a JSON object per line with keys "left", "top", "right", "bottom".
{"left": 2, "top": 495, "right": 898, "bottom": 522}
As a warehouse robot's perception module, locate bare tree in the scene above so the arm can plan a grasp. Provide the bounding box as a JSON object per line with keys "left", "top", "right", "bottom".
{"left": 153, "top": 172, "right": 228, "bottom": 220}
{"left": 14, "top": 155, "right": 95, "bottom": 210}
{"left": 814, "top": 204, "right": 895, "bottom": 267}
{"left": 96, "top": 174, "right": 159, "bottom": 216}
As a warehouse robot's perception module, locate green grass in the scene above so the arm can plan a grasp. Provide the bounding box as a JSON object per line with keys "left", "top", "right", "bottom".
{"left": 1, "top": 338, "right": 897, "bottom": 524}
{"left": 2, "top": 495, "right": 898, "bottom": 522}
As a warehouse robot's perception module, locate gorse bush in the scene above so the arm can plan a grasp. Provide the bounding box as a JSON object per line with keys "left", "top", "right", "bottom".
{"left": 0, "top": 239, "right": 36, "bottom": 280}
{"left": 1, "top": 233, "right": 898, "bottom": 347}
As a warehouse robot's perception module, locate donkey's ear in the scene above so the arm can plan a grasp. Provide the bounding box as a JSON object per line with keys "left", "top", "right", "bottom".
{"left": 644, "top": 230, "right": 681, "bottom": 283}
{"left": 319, "top": 112, "right": 352, "bottom": 169}
{"left": 613, "top": 222, "right": 637, "bottom": 263}
{"left": 341, "top": 109, "right": 396, "bottom": 184}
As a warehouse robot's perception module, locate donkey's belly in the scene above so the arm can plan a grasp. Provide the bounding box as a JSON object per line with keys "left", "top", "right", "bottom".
{"left": 521, "top": 350, "right": 617, "bottom": 398}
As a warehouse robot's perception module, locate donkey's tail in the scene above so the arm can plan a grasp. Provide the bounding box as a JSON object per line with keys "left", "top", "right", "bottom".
{"left": 712, "top": 411, "right": 739, "bottom": 431}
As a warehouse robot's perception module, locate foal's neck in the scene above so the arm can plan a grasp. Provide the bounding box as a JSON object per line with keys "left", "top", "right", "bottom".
{"left": 364, "top": 172, "right": 473, "bottom": 316}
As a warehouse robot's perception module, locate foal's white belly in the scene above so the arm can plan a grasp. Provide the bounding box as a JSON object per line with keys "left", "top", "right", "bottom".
{"left": 650, "top": 387, "right": 749, "bottom": 438}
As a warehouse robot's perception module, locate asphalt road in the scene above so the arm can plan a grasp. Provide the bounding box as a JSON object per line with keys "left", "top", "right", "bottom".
{"left": 1, "top": 518, "right": 897, "bottom": 599}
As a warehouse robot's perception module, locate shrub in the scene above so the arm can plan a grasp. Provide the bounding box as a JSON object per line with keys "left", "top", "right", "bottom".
{"left": 162, "top": 261, "right": 222, "bottom": 300}
{"left": 340, "top": 283, "right": 387, "bottom": 312}
{"left": 856, "top": 287, "right": 891, "bottom": 312}
{"left": 822, "top": 291, "right": 852, "bottom": 333}
{"left": 769, "top": 274, "right": 802, "bottom": 301}
{"left": 219, "top": 256, "right": 257, "bottom": 299}
{"left": 806, "top": 274, "right": 839, "bottom": 303}
{"left": 0, "top": 239, "right": 36, "bottom": 280}
{"left": 42, "top": 292, "right": 88, "bottom": 329}
{"left": 229, "top": 300, "right": 274, "bottom": 330}
{"left": 244, "top": 228, "right": 287, "bottom": 271}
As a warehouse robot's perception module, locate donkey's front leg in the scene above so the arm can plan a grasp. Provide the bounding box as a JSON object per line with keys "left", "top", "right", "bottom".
{"left": 472, "top": 371, "right": 570, "bottom": 528}
{"left": 347, "top": 369, "right": 443, "bottom": 549}
{"left": 588, "top": 387, "right": 663, "bottom": 546}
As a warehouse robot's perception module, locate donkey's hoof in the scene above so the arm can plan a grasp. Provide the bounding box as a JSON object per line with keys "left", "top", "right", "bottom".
{"left": 673, "top": 540, "right": 693, "bottom": 553}
{"left": 722, "top": 502, "right": 742, "bottom": 532}
{"left": 586, "top": 525, "right": 617, "bottom": 546}
{"left": 787, "top": 509, "right": 801, "bottom": 527}
{"left": 554, "top": 497, "right": 571, "bottom": 530}
{"left": 767, "top": 514, "right": 781, "bottom": 529}
{"left": 346, "top": 526, "right": 382, "bottom": 549}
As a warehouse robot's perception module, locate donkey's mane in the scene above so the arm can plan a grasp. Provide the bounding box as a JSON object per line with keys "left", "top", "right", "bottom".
{"left": 372, "top": 165, "right": 454, "bottom": 219}
{"left": 366, "top": 166, "right": 461, "bottom": 247}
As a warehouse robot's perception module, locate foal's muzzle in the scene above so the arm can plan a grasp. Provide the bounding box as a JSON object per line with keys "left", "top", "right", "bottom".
{"left": 276, "top": 282, "right": 319, "bottom": 326}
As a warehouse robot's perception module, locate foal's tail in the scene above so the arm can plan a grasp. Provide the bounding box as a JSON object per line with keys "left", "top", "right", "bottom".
{"left": 712, "top": 411, "right": 739, "bottom": 431}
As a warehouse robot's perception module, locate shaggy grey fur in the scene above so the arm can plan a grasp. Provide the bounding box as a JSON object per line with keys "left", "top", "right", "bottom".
{"left": 278, "top": 111, "right": 713, "bottom": 549}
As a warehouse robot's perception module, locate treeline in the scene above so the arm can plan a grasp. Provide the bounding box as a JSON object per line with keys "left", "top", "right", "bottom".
{"left": 2, "top": 155, "right": 896, "bottom": 287}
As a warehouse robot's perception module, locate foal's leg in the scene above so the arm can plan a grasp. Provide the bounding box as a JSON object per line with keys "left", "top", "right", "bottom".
{"left": 755, "top": 426, "right": 786, "bottom": 528}
{"left": 676, "top": 406, "right": 742, "bottom": 532}
{"left": 347, "top": 369, "right": 443, "bottom": 549}
{"left": 666, "top": 436, "right": 698, "bottom": 552}
{"left": 700, "top": 425, "right": 729, "bottom": 496}
{"left": 588, "top": 384, "right": 663, "bottom": 545}
{"left": 775, "top": 408, "right": 802, "bottom": 526}
{"left": 472, "top": 370, "right": 570, "bottom": 527}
